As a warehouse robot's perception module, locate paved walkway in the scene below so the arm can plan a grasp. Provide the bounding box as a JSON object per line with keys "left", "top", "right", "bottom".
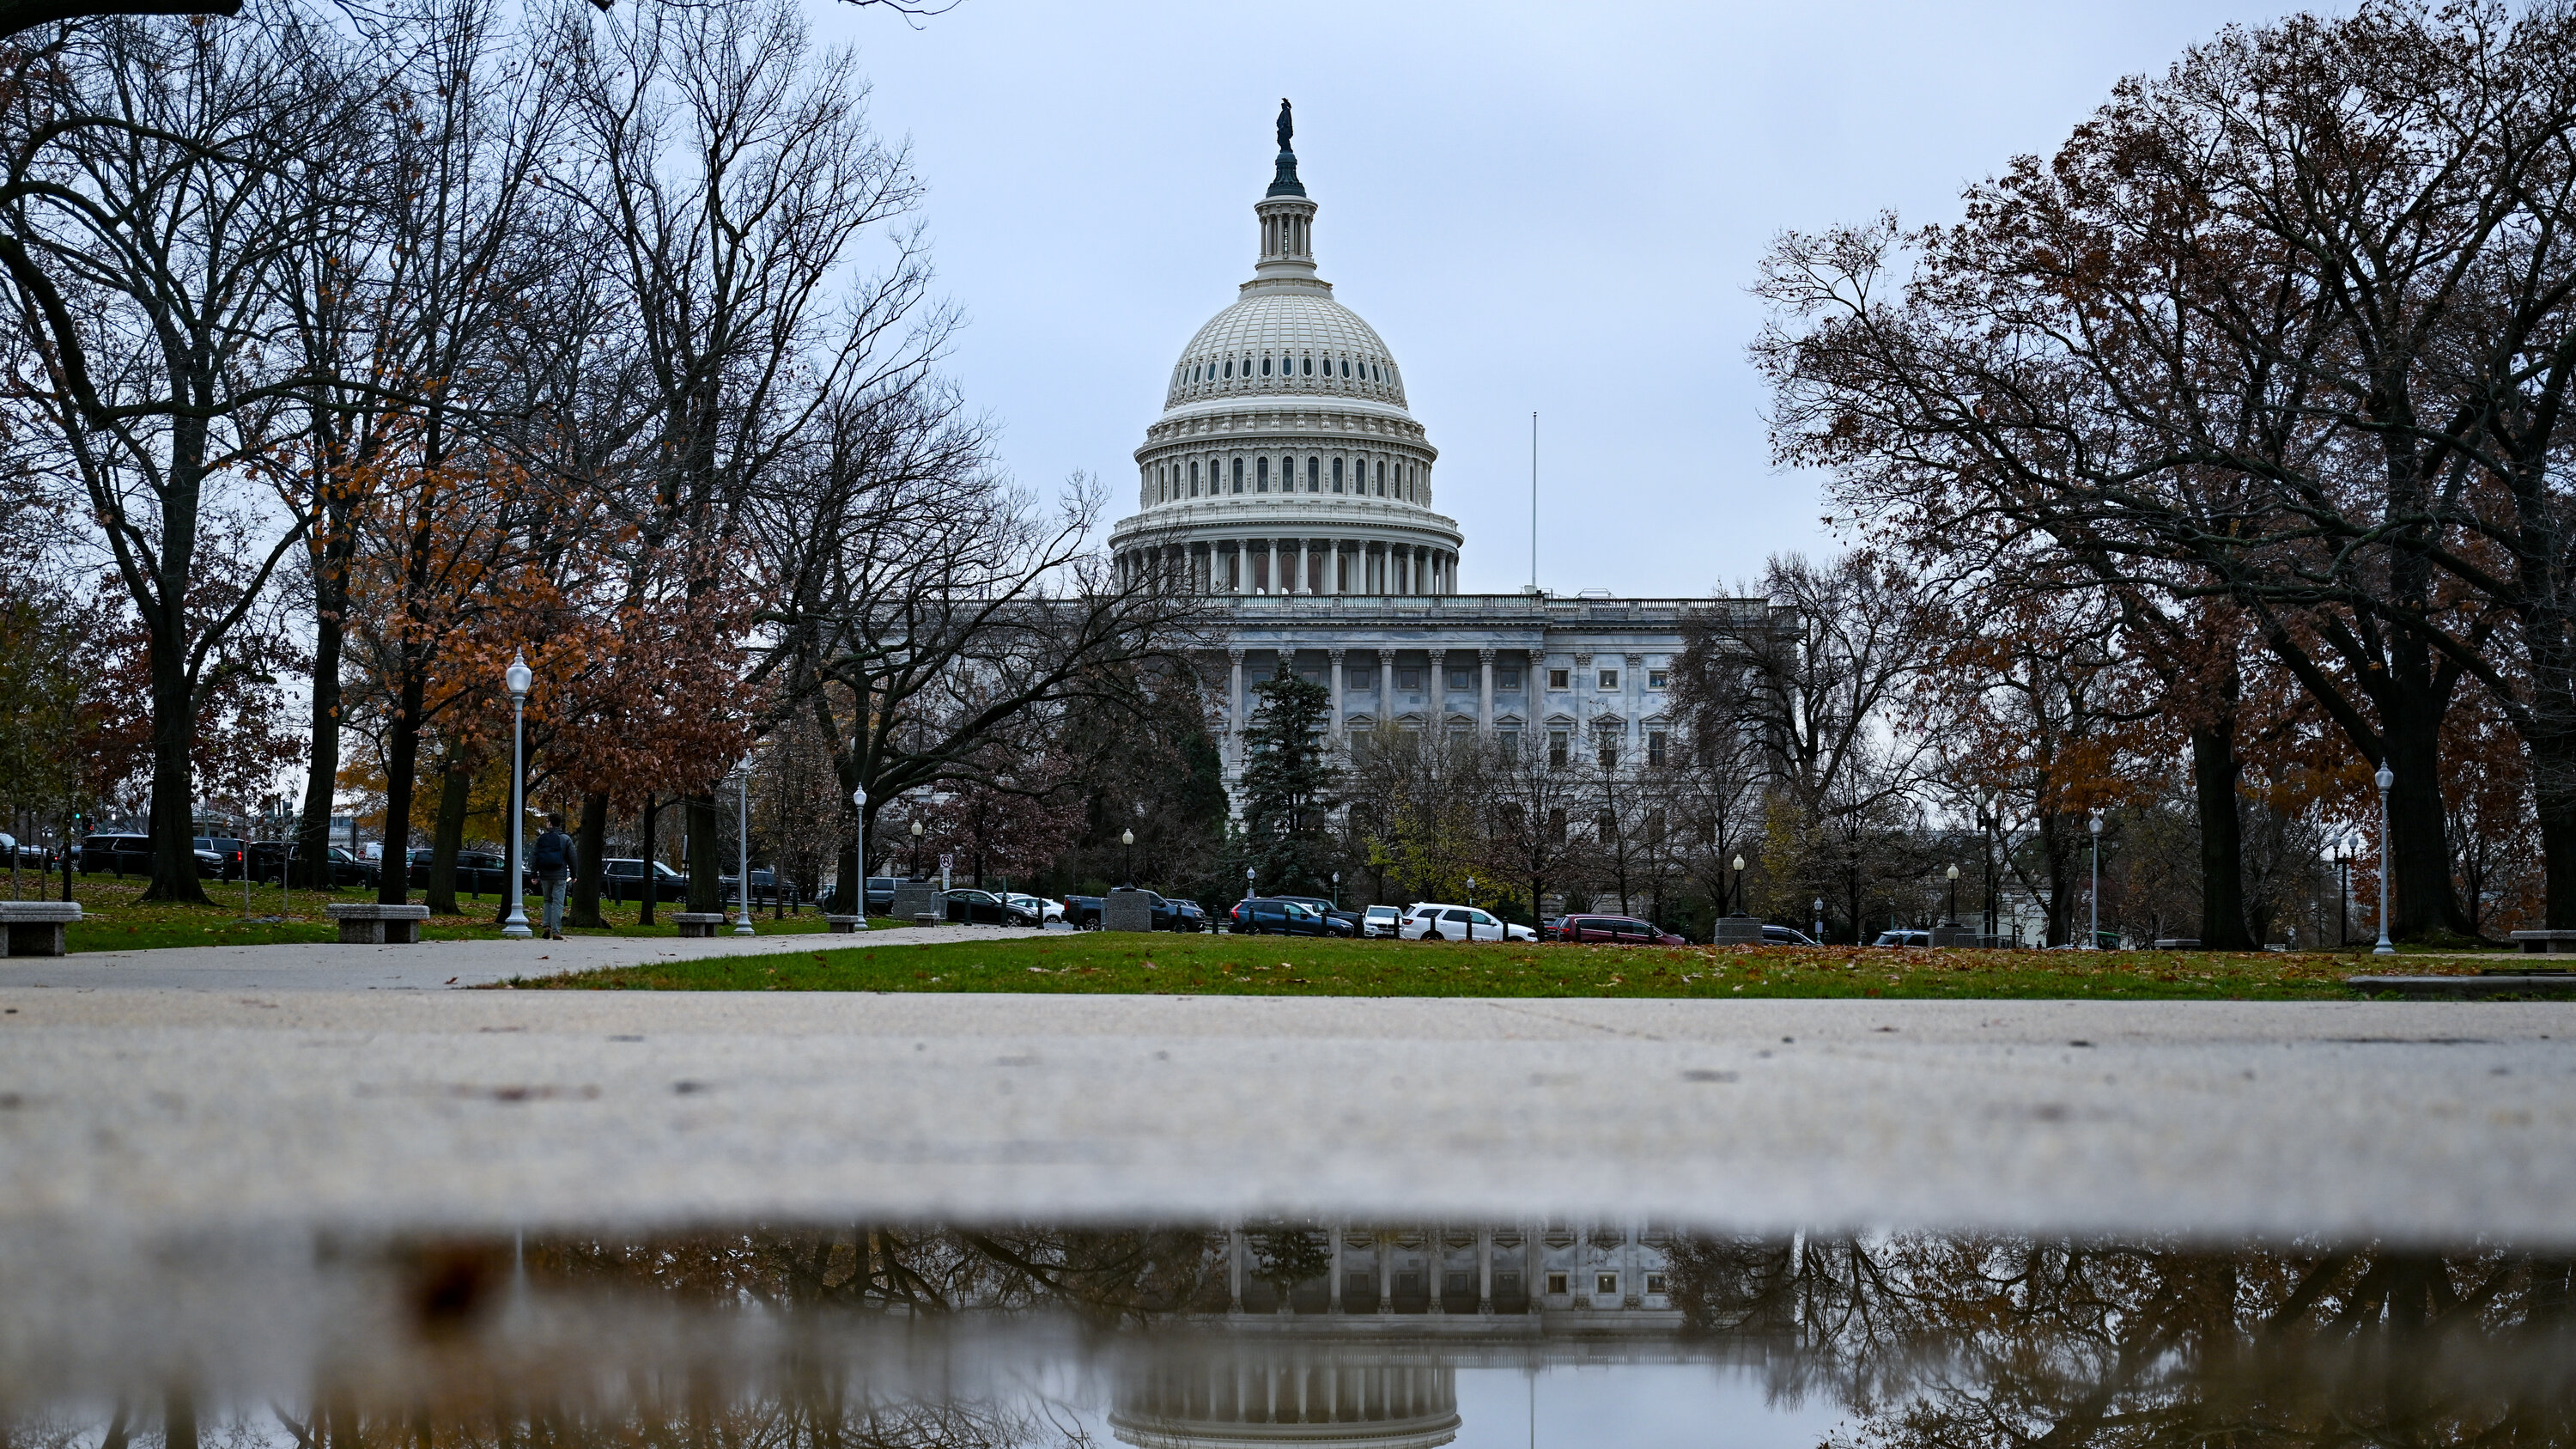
{"left": 0, "top": 923, "right": 1048, "bottom": 990}
{"left": 0, "top": 989, "right": 2567, "bottom": 1244}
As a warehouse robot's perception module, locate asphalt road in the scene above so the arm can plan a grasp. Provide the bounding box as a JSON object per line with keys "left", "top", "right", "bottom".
{"left": 0, "top": 986, "right": 2565, "bottom": 1244}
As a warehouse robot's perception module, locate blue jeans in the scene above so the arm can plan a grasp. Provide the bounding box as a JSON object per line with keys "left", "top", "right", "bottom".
{"left": 541, "top": 871, "right": 569, "bottom": 933}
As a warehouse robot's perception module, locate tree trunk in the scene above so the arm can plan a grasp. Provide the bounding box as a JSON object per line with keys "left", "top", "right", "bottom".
{"left": 426, "top": 753, "right": 470, "bottom": 916}
{"left": 568, "top": 790, "right": 607, "bottom": 928}
{"left": 375, "top": 674, "right": 424, "bottom": 905}
{"left": 685, "top": 791, "right": 720, "bottom": 912}
{"left": 163, "top": 1388, "right": 197, "bottom": 1449}
{"left": 293, "top": 562, "right": 349, "bottom": 892}
{"left": 2189, "top": 725, "right": 2253, "bottom": 949}
{"left": 142, "top": 626, "right": 208, "bottom": 904}
{"left": 2379, "top": 696, "right": 2470, "bottom": 939}
{"left": 638, "top": 795, "right": 658, "bottom": 927}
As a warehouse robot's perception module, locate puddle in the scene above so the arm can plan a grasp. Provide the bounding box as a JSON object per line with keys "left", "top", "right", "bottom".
{"left": 3, "top": 1221, "right": 2567, "bottom": 1443}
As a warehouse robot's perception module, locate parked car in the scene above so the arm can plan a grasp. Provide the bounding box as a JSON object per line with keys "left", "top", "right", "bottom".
{"left": 1062, "top": 891, "right": 1201, "bottom": 931}
{"left": 1548, "top": 913, "right": 1688, "bottom": 946}
{"left": 1270, "top": 894, "right": 1364, "bottom": 935}
{"left": 244, "top": 841, "right": 378, "bottom": 887}
{"left": 0, "top": 833, "right": 56, "bottom": 869}
{"left": 601, "top": 857, "right": 689, "bottom": 903}
{"left": 80, "top": 834, "right": 152, "bottom": 877}
{"left": 1540, "top": 915, "right": 1567, "bottom": 941}
{"left": 1761, "top": 924, "right": 1818, "bottom": 947}
{"left": 1399, "top": 904, "right": 1533, "bottom": 941}
{"left": 1229, "top": 896, "right": 1352, "bottom": 936}
{"left": 1362, "top": 904, "right": 1404, "bottom": 938}
{"left": 192, "top": 836, "right": 246, "bottom": 880}
{"left": 941, "top": 888, "right": 1043, "bottom": 926}
{"left": 1871, "top": 929, "right": 1934, "bottom": 947}
{"left": 406, "top": 848, "right": 518, "bottom": 895}
{"left": 1002, "top": 892, "right": 1066, "bottom": 924}
{"left": 720, "top": 868, "right": 784, "bottom": 906}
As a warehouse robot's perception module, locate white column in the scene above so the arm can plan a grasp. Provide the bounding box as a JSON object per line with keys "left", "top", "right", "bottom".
{"left": 1479, "top": 647, "right": 1495, "bottom": 738}
{"left": 1329, "top": 648, "right": 1346, "bottom": 741}
{"left": 1267, "top": 538, "right": 1281, "bottom": 595}
{"left": 1376, "top": 1229, "right": 1393, "bottom": 1312}
{"left": 1327, "top": 539, "right": 1342, "bottom": 594}
{"left": 1229, "top": 648, "right": 1247, "bottom": 741}
{"left": 1230, "top": 1227, "right": 1246, "bottom": 1313}
{"left": 1527, "top": 1221, "right": 1544, "bottom": 1315}
{"left": 1427, "top": 1222, "right": 1446, "bottom": 1314}
{"left": 1478, "top": 1226, "right": 1493, "bottom": 1313}
{"left": 1329, "top": 1225, "right": 1345, "bottom": 1313}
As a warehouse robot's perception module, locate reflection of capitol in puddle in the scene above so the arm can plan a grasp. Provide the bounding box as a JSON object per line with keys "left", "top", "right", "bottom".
{"left": 1111, "top": 1347, "right": 1461, "bottom": 1449}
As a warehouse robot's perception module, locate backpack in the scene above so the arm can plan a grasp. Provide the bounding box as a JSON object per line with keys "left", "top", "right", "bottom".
{"left": 532, "top": 831, "right": 571, "bottom": 872}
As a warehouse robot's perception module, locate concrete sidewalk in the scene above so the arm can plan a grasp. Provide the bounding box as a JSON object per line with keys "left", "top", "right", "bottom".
{"left": 0, "top": 922, "right": 1048, "bottom": 990}
{"left": 0, "top": 989, "right": 2567, "bottom": 1243}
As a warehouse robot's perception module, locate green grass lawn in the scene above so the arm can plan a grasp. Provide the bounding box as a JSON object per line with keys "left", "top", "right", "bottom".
{"left": 15, "top": 874, "right": 884, "bottom": 953}
{"left": 515, "top": 930, "right": 2498, "bottom": 1000}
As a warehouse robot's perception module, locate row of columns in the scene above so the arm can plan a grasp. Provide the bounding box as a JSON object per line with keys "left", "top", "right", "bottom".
{"left": 1228, "top": 647, "right": 1509, "bottom": 743}
{"left": 1218, "top": 1222, "right": 1652, "bottom": 1315}
{"left": 1120, "top": 539, "right": 1455, "bottom": 595}
{"left": 1122, "top": 1360, "right": 1452, "bottom": 1428}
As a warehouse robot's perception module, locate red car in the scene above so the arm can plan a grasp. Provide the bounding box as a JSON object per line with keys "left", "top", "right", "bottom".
{"left": 1549, "top": 913, "right": 1690, "bottom": 946}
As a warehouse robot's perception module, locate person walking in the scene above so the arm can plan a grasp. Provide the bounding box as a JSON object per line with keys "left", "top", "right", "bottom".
{"left": 532, "top": 813, "right": 576, "bottom": 941}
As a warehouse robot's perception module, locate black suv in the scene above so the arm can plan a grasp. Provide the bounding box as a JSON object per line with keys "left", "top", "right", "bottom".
{"left": 79, "top": 834, "right": 151, "bottom": 876}
{"left": 245, "top": 841, "right": 379, "bottom": 887}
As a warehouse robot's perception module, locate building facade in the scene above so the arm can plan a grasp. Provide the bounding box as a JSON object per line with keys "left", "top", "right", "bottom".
{"left": 1106, "top": 120, "right": 1743, "bottom": 792}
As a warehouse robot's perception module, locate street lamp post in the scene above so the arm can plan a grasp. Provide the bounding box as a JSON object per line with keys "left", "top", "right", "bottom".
{"left": 849, "top": 786, "right": 868, "bottom": 930}
{"left": 1331, "top": 870, "right": 1340, "bottom": 910}
{"left": 501, "top": 652, "right": 532, "bottom": 940}
{"left": 2085, "top": 807, "right": 2103, "bottom": 950}
{"left": 1121, "top": 828, "right": 1135, "bottom": 887}
{"left": 2374, "top": 764, "right": 2396, "bottom": 955}
{"left": 2331, "top": 840, "right": 2348, "bottom": 948}
{"left": 909, "top": 819, "right": 923, "bottom": 879}
{"left": 1945, "top": 863, "right": 1959, "bottom": 926}
{"left": 1813, "top": 897, "right": 1824, "bottom": 946}
{"left": 1979, "top": 791, "right": 1999, "bottom": 941}
{"left": 1244, "top": 865, "right": 1255, "bottom": 902}
{"left": 733, "top": 769, "right": 753, "bottom": 936}
{"left": 1730, "top": 854, "right": 1746, "bottom": 916}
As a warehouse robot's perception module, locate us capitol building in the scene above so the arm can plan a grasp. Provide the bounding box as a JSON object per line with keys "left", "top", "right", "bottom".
{"left": 1108, "top": 104, "right": 1747, "bottom": 789}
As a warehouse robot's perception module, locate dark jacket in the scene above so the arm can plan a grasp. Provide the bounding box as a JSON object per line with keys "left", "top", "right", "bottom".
{"left": 531, "top": 828, "right": 575, "bottom": 877}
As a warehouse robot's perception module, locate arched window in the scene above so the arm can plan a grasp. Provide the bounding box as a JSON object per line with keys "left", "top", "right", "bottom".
{"left": 1376, "top": 460, "right": 1386, "bottom": 495}
{"left": 1222, "top": 358, "right": 1232, "bottom": 380}
{"left": 1307, "top": 456, "right": 1320, "bottom": 491}
{"left": 1341, "top": 357, "right": 1351, "bottom": 377}
{"left": 1261, "top": 356, "right": 1273, "bottom": 377}
{"left": 1332, "top": 457, "right": 1344, "bottom": 492}
{"left": 1302, "top": 356, "right": 1313, "bottom": 376}
{"left": 1231, "top": 457, "right": 1244, "bottom": 494}
{"left": 1190, "top": 460, "right": 1200, "bottom": 496}
{"left": 1256, "top": 456, "right": 1269, "bottom": 492}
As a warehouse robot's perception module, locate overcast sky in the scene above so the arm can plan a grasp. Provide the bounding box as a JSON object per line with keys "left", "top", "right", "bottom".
{"left": 810, "top": 0, "right": 2322, "bottom": 600}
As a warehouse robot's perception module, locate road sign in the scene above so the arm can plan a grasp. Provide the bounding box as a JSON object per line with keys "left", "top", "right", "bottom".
{"left": 939, "top": 853, "right": 955, "bottom": 872}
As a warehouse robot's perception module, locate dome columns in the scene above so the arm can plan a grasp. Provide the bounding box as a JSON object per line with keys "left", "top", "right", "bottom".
{"left": 1116, "top": 538, "right": 1461, "bottom": 595}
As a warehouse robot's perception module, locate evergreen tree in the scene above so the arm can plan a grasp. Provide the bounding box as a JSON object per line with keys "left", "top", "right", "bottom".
{"left": 1234, "top": 673, "right": 1338, "bottom": 895}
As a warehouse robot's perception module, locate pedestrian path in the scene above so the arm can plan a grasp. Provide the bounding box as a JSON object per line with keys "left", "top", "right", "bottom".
{"left": 0, "top": 922, "right": 1048, "bottom": 991}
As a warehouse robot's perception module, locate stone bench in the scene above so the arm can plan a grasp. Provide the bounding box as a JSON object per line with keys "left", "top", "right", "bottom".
{"left": 671, "top": 912, "right": 726, "bottom": 939}
{"left": 2509, "top": 930, "right": 2576, "bottom": 954}
{"left": 822, "top": 914, "right": 866, "bottom": 935}
{"left": 2153, "top": 938, "right": 2202, "bottom": 950}
{"left": 0, "top": 901, "right": 80, "bottom": 957}
{"left": 325, "top": 903, "right": 428, "bottom": 944}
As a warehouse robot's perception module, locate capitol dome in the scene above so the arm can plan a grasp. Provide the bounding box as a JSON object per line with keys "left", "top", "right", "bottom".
{"left": 1111, "top": 112, "right": 1460, "bottom": 599}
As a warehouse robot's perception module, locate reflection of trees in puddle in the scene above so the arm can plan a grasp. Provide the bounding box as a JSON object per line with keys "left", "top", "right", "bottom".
{"left": 1668, "top": 1233, "right": 2576, "bottom": 1446}
{"left": 5, "top": 1228, "right": 2570, "bottom": 1448}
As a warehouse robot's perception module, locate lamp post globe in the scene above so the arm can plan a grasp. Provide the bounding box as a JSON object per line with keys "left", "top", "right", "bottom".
{"left": 1814, "top": 897, "right": 1824, "bottom": 945}
{"left": 500, "top": 651, "right": 532, "bottom": 940}
{"left": 2373, "top": 764, "right": 2397, "bottom": 955}
{"left": 1332, "top": 870, "right": 1340, "bottom": 910}
{"left": 1945, "top": 862, "right": 1959, "bottom": 927}
{"left": 909, "top": 818, "right": 923, "bottom": 880}
{"left": 1121, "top": 828, "right": 1135, "bottom": 887}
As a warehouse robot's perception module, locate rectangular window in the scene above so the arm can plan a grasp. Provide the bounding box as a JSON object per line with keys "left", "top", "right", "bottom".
{"left": 1597, "top": 808, "right": 1617, "bottom": 838}
{"left": 1397, "top": 667, "right": 1421, "bottom": 690}
{"left": 1648, "top": 668, "right": 1668, "bottom": 689}
{"left": 1547, "top": 730, "right": 1569, "bottom": 768}
{"left": 1599, "top": 668, "right": 1619, "bottom": 691}
{"left": 1596, "top": 1273, "right": 1619, "bottom": 1297}
{"left": 1499, "top": 668, "right": 1522, "bottom": 690}
{"left": 1645, "top": 1272, "right": 1668, "bottom": 1295}
{"left": 1498, "top": 1270, "right": 1522, "bottom": 1297}
{"left": 1647, "top": 731, "right": 1668, "bottom": 767}
{"left": 1547, "top": 807, "right": 1566, "bottom": 841}
{"left": 1448, "top": 668, "right": 1470, "bottom": 691}
{"left": 1498, "top": 730, "right": 1520, "bottom": 761}
{"left": 1346, "top": 1271, "right": 1374, "bottom": 1300}
{"left": 1445, "top": 1270, "right": 1471, "bottom": 1295}
{"left": 1546, "top": 1271, "right": 1569, "bottom": 1295}
{"left": 1351, "top": 666, "right": 1376, "bottom": 691}
{"left": 1547, "top": 668, "right": 1570, "bottom": 690}
{"left": 1598, "top": 732, "right": 1619, "bottom": 770}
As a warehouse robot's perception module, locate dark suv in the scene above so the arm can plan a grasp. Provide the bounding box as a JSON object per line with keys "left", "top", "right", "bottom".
{"left": 245, "top": 841, "right": 378, "bottom": 887}
{"left": 1229, "top": 897, "right": 1354, "bottom": 937}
